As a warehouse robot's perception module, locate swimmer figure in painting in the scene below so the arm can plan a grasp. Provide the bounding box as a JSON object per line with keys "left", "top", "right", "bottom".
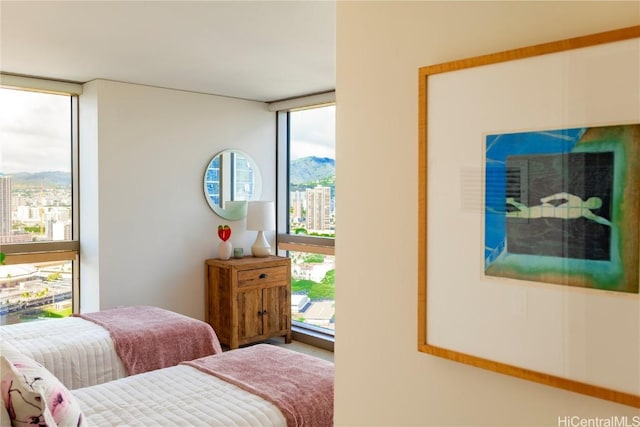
{"left": 506, "top": 192, "right": 612, "bottom": 226}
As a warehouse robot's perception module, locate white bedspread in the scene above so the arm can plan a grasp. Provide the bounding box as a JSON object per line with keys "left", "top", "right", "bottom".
{"left": 73, "top": 364, "right": 287, "bottom": 427}
{"left": 0, "top": 316, "right": 126, "bottom": 389}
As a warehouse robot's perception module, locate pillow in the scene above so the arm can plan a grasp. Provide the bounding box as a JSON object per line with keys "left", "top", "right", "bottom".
{"left": 1, "top": 397, "right": 10, "bottom": 427}
{"left": 0, "top": 342, "right": 23, "bottom": 427}
{"left": 0, "top": 355, "right": 85, "bottom": 427}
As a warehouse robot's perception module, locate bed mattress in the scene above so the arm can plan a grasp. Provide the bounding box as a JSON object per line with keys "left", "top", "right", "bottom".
{"left": 73, "top": 364, "right": 287, "bottom": 426}
{"left": 0, "top": 316, "right": 126, "bottom": 389}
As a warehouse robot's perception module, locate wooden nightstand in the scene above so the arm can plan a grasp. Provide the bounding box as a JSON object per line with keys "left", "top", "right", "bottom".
{"left": 205, "top": 256, "right": 292, "bottom": 349}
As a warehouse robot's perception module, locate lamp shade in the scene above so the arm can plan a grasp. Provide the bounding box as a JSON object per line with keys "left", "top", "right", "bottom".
{"left": 246, "top": 201, "right": 275, "bottom": 231}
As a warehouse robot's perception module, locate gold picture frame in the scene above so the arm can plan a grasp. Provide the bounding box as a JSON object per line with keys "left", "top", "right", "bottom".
{"left": 418, "top": 26, "right": 640, "bottom": 408}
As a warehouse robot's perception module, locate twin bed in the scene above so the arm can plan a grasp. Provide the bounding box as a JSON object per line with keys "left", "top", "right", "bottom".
{"left": 0, "top": 305, "right": 223, "bottom": 389}
{"left": 0, "top": 306, "right": 334, "bottom": 427}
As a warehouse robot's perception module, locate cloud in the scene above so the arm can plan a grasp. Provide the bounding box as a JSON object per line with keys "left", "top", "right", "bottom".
{"left": 289, "top": 105, "right": 335, "bottom": 160}
{"left": 0, "top": 88, "right": 334, "bottom": 173}
{"left": 0, "top": 88, "right": 71, "bottom": 174}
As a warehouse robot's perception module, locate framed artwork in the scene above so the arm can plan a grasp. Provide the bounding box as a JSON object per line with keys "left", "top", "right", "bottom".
{"left": 485, "top": 125, "right": 639, "bottom": 294}
{"left": 418, "top": 26, "right": 640, "bottom": 407}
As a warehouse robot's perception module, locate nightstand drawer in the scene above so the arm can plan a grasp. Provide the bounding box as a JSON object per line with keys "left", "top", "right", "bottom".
{"left": 237, "top": 266, "right": 288, "bottom": 288}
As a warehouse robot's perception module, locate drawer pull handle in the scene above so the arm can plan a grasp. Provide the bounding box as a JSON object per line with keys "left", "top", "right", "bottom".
{"left": 257, "top": 309, "right": 268, "bottom": 316}
{"left": 259, "top": 273, "right": 268, "bottom": 279}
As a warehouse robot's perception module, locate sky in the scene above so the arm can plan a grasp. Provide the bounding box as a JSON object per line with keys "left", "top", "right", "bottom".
{"left": 0, "top": 87, "right": 71, "bottom": 174}
{"left": 289, "top": 104, "right": 335, "bottom": 161}
{"left": 0, "top": 87, "right": 334, "bottom": 173}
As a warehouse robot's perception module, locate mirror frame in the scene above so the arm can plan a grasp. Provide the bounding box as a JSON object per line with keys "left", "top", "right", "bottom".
{"left": 203, "top": 149, "right": 262, "bottom": 220}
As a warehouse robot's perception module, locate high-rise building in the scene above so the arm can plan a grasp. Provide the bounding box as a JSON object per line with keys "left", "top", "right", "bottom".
{"left": 52, "top": 221, "right": 72, "bottom": 240}
{"left": 306, "top": 186, "right": 331, "bottom": 232}
{"left": 0, "top": 176, "right": 12, "bottom": 236}
{"left": 289, "top": 190, "right": 306, "bottom": 225}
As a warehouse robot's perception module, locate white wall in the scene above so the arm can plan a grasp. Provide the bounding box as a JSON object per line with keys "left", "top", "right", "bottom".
{"left": 79, "top": 79, "right": 275, "bottom": 319}
{"left": 335, "top": 2, "right": 639, "bottom": 426}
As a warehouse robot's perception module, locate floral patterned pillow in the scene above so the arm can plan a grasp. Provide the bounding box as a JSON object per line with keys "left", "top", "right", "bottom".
{"left": 1, "top": 396, "right": 10, "bottom": 427}
{"left": 0, "top": 355, "right": 85, "bottom": 427}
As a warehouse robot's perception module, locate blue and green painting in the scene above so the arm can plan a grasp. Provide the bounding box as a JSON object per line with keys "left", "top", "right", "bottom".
{"left": 484, "top": 124, "right": 639, "bottom": 293}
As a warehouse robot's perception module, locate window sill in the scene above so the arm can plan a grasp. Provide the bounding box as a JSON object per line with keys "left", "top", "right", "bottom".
{"left": 292, "top": 325, "right": 334, "bottom": 353}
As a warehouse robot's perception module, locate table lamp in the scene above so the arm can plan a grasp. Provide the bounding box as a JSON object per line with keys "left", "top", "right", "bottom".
{"left": 247, "top": 201, "right": 275, "bottom": 257}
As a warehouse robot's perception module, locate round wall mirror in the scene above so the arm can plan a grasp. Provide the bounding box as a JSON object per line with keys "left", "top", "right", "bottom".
{"left": 203, "top": 149, "right": 262, "bottom": 220}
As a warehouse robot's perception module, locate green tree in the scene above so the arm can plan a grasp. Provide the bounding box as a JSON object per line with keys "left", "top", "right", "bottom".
{"left": 308, "top": 281, "right": 334, "bottom": 299}
{"left": 291, "top": 269, "right": 335, "bottom": 300}
{"left": 46, "top": 272, "right": 62, "bottom": 281}
{"left": 321, "top": 269, "right": 335, "bottom": 285}
{"left": 292, "top": 278, "right": 315, "bottom": 294}
{"left": 304, "top": 254, "right": 325, "bottom": 263}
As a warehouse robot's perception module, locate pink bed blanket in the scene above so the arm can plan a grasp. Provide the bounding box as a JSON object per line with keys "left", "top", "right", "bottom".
{"left": 78, "top": 305, "right": 222, "bottom": 375}
{"left": 183, "top": 344, "right": 334, "bottom": 427}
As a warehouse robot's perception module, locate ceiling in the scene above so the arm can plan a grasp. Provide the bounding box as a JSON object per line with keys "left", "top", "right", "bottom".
{"left": 0, "top": 1, "right": 336, "bottom": 103}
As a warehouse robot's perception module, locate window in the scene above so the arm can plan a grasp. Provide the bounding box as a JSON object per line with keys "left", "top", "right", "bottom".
{"left": 276, "top": 101, "right": 335, "bottom": 343}
{"left": 0, "top": 84, "right": 79, "bottom": 325}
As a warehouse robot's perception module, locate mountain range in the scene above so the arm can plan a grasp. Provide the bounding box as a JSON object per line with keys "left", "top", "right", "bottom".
{"left": 2, "top": 156, "right": 335, "bottom": 189}
{"left": 290, "top": 156, "right": 335, "bottom": 185}
{"left": 0, "top": 171, "right": 71, "bottom": 187}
